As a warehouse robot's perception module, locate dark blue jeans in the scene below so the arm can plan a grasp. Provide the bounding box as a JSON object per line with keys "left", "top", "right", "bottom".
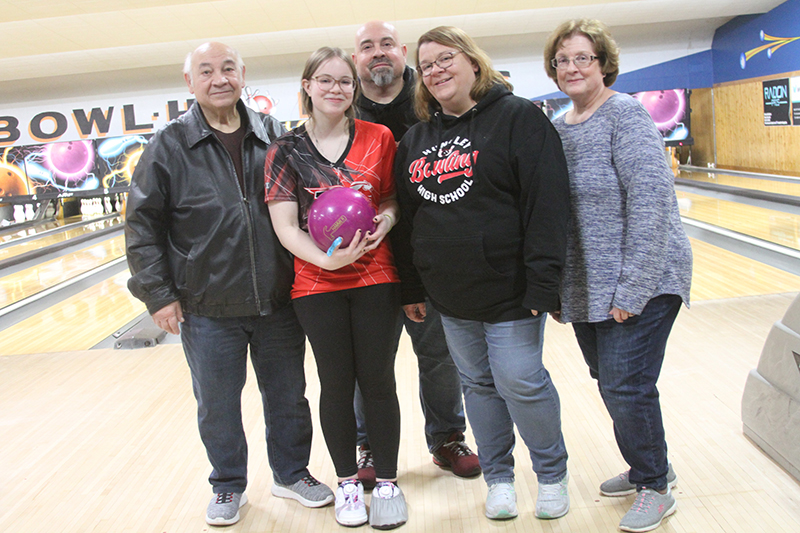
{"left": 181, "top": 306, "right": 312, "bottom": 493}
{"left": 354, "top": 300, "right": 466, "bottom": 452}
{"left": 572, "top": 294, "right": 682, "bottom": 491}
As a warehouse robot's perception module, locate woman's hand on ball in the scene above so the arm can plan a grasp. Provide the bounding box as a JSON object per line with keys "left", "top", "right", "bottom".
{"left": 363, "top": 215, "right": 391, "bottom": 252}
{"left": 323, "top": 229, "right": 371, "bottom": 270}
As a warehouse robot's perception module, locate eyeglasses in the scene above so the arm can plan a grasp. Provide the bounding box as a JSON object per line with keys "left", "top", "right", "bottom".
{"left": 551, "top": 54, "right": 599, "bottom": 70}
{"left": 418, "top": 51, "right": 462, "bottom": 77}
{"left": 310, "top": 76, "right": 356, "bottom": 92}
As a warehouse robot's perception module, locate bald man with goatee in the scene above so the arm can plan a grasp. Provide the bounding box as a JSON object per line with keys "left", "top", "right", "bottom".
{"left": 351, "top": 21, "right": 481, "bottom": 488}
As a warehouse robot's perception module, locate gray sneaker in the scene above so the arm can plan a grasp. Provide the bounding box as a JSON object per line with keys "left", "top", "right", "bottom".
{"left": 271, "top": 474, "right": 334, "bottom": 508}
{"left": 369, "top": 481, "right": 408, "bottom": 530}
{"left": 535, "top": 471, "right": 570, "bottom": 519}
{"left": 206, "top": 492, "right": 247, "bottom": 526}
{"left": 600, "top": 464, "right": 677, "bottom": 497}
{"left": 618, "top": 487, "right": 677, "bottom": 532}
{"left": 485, "top": 482, "right": 517, "bottom": 520}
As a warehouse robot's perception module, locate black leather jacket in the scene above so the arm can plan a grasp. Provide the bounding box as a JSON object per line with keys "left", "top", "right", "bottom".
{"left": 125, "top": 100, "right": 293, "bottom": 317}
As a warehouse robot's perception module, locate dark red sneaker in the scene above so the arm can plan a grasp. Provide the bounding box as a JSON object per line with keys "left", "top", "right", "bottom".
{"left": 357, "top": 444, "right": 376, "bottom": 490}
{"left": 432, "top": 432, "right": 481, "bottom": 478}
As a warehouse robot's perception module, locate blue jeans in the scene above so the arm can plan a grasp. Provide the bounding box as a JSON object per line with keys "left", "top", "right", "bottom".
{"left": 572, "top": 294, "right": 682, "bottom": 491}
{"left": 181, "top": 307, "right": 312, "bottom": 493}
{"left": 440, "top": 313, "right": 568, "bottom": 485}
{"left": 354, "top": 301, "right": 466, "bottom": 452}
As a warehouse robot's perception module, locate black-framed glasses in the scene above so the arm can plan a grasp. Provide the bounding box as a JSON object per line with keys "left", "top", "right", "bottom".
{"left": 551, "top": 55, "right": 599, "bottom": 70}
{"left": 310, "top": 76, "right": 356, "bottom": 92}
{"left": 418, "top": 51, "right": 462, "bottom": 77}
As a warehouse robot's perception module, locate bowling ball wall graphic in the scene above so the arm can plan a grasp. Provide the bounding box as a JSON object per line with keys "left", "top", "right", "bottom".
{"left": 0, "top": 134, "right": 148, "bottom": 202}
{"left": 308, "top": 187, "right": 377, "bottom": 253}
{"left": 14, "top": 140, "right": 100, "bottom": 198}
{"left": 632, "top": 89, "right": 693, "bottom": 146}
{"left": 537, "top": 88, "right": 693, "bottom": 147}
{"left": 0, "top": 148, "right": 31, "bottom": 197}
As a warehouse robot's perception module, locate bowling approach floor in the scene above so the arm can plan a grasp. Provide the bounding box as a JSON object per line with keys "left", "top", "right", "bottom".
{"left": 3, "top": 171, "right": 800, "bottom": 532}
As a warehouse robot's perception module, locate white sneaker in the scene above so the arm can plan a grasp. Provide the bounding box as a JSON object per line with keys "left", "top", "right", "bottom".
{"left": 535, "top": 471, "right": 570, "bottom": 519}
{"left": 485, "top": 482, "right": 517, "bottom": 520}
{"left": 335, "top": 479, "right": 368, "bottom": 527}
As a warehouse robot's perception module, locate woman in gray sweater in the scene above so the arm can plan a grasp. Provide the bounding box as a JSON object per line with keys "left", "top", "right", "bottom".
{"left": 544, "top": 19, "right": 692, "bottom": 533}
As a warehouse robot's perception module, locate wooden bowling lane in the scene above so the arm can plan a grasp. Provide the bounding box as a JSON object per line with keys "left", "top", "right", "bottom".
{"left": 0, "top": 214, "right": 105, "bottom": 244}
{"left": 689, "top": 237, "right": 800, "bottom": 301}
{"left": 0, "top": 234, "right": 126, "bottom": 309}
{"left": 677, "top": 190, "right": 800, "bottom": 250}
{"left": 0, "top": 215, "right": 123, "bottom": 263}
{"left": 0, "top": 269, "right": 145, "bottom": 356}
{"left": 679, "top": 169, "right": 800, "bottom": 197}
{"left": 1, "top": 233, "right": 798, "bottom": 357}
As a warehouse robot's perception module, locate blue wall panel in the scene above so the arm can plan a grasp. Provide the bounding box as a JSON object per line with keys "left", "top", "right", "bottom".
{"left": 713, "top": 0, "right": 800, "bottom": 85}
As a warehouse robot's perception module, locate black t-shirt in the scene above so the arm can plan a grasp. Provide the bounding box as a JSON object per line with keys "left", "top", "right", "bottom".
{"left": 212, "top": 122, "right": 247, "bottom": 193}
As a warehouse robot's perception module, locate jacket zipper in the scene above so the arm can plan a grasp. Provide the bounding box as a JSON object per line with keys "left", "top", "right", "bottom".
{"left": 215, "top": 128, "right": 262, "bottom": 314}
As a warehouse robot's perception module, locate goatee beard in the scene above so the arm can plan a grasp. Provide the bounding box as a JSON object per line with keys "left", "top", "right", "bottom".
{"left": 371, "top": 68, "right": 396, "bottom": 87}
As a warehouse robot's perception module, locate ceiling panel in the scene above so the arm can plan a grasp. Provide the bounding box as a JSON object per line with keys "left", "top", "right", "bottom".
{"left": 0, "top": 0, "right": 785, "bottom": 102}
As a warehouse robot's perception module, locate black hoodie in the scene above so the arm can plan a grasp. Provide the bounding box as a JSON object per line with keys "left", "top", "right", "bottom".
{"left": 393, "top": 84, "right": 570, "bottom": 323}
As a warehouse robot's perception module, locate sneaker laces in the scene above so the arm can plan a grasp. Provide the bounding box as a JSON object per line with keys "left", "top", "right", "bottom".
{"left": 630, "top": 488, "right": 657, "bottom": 513}
{"left": 441, "top": 439, "right": 475, "bottom": 457}
{"left": 357, "top": 448, "right": 374, "bottom": 469}
{"left": 215, "top": 492, "right": 235, "bottom": 504}
{"left": 301, "top": 474, "right": 322, "bottom": 487}
{"left": 539, "top": 482, "right": 565, "bottom": 500}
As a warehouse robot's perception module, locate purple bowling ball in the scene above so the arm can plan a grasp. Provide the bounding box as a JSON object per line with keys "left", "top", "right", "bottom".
{"left": 308, "top": 186, "right": 377, "bottom": 253}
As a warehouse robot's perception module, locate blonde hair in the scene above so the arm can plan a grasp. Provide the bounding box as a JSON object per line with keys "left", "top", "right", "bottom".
{"left": 414, "top": 26, "right": 512, "bottom": 122}
{"left": 301, "top": 47, "right": 360, "bottom": 120}
{"left": 543, "top": 19, "right": 620, "bottom": 88}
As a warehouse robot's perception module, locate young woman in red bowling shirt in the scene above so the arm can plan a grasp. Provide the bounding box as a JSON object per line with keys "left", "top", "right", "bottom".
{"left": 264, "top": 46, "right": 406, "bottom": 530}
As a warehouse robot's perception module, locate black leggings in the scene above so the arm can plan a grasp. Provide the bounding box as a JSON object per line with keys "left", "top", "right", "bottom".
{"left": 294, "top": 283, "right": 402, "bottom": 479}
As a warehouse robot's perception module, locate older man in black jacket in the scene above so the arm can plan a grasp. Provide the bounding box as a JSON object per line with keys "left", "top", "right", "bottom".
{"left": 125, "top": 42, "right": 332, "bottom": 527}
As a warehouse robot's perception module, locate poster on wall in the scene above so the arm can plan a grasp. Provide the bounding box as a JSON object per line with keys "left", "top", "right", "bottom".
{"left": 535, "top": 89, "right": 694, "bottom": 146}
{"left": 763, "top": 78, "right": 790, "bottom": 126}
{"left": 790, "top": 76, "right": 800, "bottom": 126}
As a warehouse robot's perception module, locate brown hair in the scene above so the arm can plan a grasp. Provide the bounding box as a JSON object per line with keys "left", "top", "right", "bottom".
{"left": 413, "top": 26, "right": 512, "bottom": 122}
{"left": 301, "top": 47, "right": 360, "bottom": 120}
{"left": 543, "top": 19, "right": 620, "bottom": 88}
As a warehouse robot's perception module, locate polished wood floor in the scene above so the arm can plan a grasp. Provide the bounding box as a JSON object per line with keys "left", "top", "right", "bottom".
{"left": 0, "top": 234, "right": 126, "bottom": 309}
{"left": 679, "top": 169, "right": 800, "bottom": 197}
{"left": 0, "top": 215, "right": 123, "bottom": 262}
{"left": 2, "top": 233, "right": 800, "bottom": 531}
{"left": 1, "top": 290, "right": 799, "bottom": 532}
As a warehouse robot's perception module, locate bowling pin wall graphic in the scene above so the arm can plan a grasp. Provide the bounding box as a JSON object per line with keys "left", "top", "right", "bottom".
{"left": 243, "top": 86, "right": 277, "bottom": 115}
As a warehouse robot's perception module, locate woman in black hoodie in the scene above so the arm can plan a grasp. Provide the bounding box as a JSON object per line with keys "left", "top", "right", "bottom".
{"left": 393, "top": 26, "right": 571, "bottom": 521}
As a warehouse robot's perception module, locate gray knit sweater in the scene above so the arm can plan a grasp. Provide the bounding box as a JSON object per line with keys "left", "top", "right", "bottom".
{"left": 552, "top": 93, "right": 692, "bottom": 324}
